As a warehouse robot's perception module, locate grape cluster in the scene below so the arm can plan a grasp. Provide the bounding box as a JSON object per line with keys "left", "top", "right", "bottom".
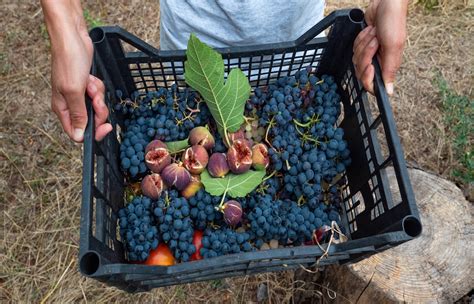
{"left": 243, "top": 119, "right": 266, "bottom": 142}
{"left": 117, "top": 86, "right": 211, "bottom": 178}
{"left": 200, "top": 227, "right": 253, "bottom": 258}
{"left": 246, "top": 67, "right": 351, "bottom": 206}
{"left": 154, "top": 190, "right": 196, "bottom": 262}
{"left": 118, "top": 196, "right": 159, "bottom": 261}
{"left": 247, "top": 194, "right": 336, "bottom": 248}
{"left": 188, "top": 189, "right": 224, "bottom": 230}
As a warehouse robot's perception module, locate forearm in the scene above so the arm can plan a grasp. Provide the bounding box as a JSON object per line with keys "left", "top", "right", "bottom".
{"left": 40, "top": 0, "right": 87, "bottom": 51}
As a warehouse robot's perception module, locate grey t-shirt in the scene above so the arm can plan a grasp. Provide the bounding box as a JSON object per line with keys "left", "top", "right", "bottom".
{"left": 160, "top": 0, "right": 325, "bottom": 50}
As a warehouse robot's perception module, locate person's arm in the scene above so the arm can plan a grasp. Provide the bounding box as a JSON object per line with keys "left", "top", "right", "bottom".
{"left": 353, "top": 0, "right": 409, "bottom": 95}
{"left": 41, "top": 0, "right": 112, "bottom": 142}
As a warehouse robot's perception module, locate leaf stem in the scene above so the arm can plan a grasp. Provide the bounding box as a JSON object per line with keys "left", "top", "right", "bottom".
{"left": 217, "top": 189, "right": 228, "bottom": 212}
{"left": 223, "top": 130, "right": 231, "bottom": 148}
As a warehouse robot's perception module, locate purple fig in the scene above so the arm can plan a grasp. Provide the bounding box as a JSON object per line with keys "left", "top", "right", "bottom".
{"left": 145, "top": 149, "right": 171, "bottom": 173}
{"left": 141, "top": 173, "right": 165, "bottom": 200}
{"left": 182, "top": 145, "right": 209, "bottom": 175}
{"left": 189, "top": 127, "right": 215, "bottom": 150}
{"left": 251, "top": 143, "right": 270, "bottom": 170}
{"left": 208, "top": 153, "right": 230, "bottom": 178}
{"left": 226, "top": 129, "right": 245, "bottom": 147}
{"left": 227, "top": 139, "right": 252, "bottom": 174}
{"left": 223, "top": 200, "right": 242, "bottom": 226}
{"left": 161, "top": 163, "right": 191, "bottom": 190}
{"left": 181, "top": 175, "right": 203, "bottom": 199}
{"left": 145, "top": 139, "right": 167, "bottom": 154}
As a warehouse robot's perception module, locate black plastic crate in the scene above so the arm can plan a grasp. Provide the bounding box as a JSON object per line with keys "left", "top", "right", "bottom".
{"left": 79, "top": 8, "right": 422, "bottom": 292}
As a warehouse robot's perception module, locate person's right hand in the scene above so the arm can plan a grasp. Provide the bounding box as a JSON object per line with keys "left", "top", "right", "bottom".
{"left": 42, "top": 0, "right": 112, "bottom": 142}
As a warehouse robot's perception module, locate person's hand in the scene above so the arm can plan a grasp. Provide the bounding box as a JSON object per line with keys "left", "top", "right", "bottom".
{"left": 353, "top": 0, "right": 408, "bottom": 95}
{"left": 42, "top": 0, "right": 112, "bottom": 142}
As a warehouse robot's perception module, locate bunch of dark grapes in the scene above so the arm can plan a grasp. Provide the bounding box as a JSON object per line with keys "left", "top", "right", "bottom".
{"left": 118, "top": 196, "right": 159, "bottom": 262}
{"left": 117, "top": 85, "right": 211, "bottom": 178}
{"left": 246, "top": 195, "right": 287, "bottom": 248}
{"left": 246, "top": 194, "right": 337, "bottom": 248}
{"left": 188, "top": 189, "right": 224, "bottom": 230}
{"left": 119, "top": 125, "right": 149, "bottom": 176}
{"left": 245, "top": 67, "right": 351, "bottom": 208}
{"left": 279, "top": 202, "right": 325, "bottom": 245}
{"left": 200, "top": 228, "right": 253, "bottom": 258}
{"left": 154, "top": 190, "right": 196, "bottom": 262}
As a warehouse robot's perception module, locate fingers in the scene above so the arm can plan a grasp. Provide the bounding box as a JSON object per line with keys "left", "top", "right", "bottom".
{"left": 62, "top": 85, "right": 88, "bottom": 142}
{"left": 95, "top": 123, "right": 113, "bottom": 141}
{"left": 52, "top": 91, "right": 74, "bottom": 139}
{"left": 353, "top": 26, "right": 378, "bottom": 93}
{"left": 87, "top": 75, "right": 113, "bottom": 141}
{"left": 87, "top": 75, "right": 108, "bottom": 126}
{"left": 379, "top": 43, "right": 404, "bottom": 96}
{"left": 353, "top": 26, "right": 375, "bottom": 55}
{"left": 360, "top": 64, "right": 375, "bottom": 95}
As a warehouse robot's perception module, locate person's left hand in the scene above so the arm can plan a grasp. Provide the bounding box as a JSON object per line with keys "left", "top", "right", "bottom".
{"left": 353, "top": 0, "right": 408, "bottom": 95}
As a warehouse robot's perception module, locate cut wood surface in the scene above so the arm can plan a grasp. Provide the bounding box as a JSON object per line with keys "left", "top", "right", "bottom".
{"left": 323, "top": 168, "right": 473, "bottom": 303}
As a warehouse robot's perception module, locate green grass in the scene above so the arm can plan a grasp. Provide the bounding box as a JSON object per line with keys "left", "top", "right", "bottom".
{"left": 83, "top": 9, "right": 103, "bottom": 29}
{"left": 0, "top": 52, "right": 11, "bottom": 75}
{"left": 435, "top": 74, "right": 473, "bottom": 185}
{"left": 416, "top": 0, "right": 440, "bottom": 10}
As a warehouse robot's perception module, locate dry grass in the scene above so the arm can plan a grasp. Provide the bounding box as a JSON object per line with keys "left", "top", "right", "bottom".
{"left": 0, "top": 0, "right": 472, "bottom": 303}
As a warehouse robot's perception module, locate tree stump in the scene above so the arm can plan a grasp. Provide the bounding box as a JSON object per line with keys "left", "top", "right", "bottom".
{"left": 294, "top": 168, "right": 473, "bottom": 303}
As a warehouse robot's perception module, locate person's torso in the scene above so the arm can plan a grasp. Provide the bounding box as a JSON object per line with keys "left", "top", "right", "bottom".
{"left": 160, "top": 0, "right": 325, "bottom": 50}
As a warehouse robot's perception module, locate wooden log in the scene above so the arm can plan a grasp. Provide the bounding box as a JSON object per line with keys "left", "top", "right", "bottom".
{"left": 306, "top": 168, "right": 474, "bottom": 303}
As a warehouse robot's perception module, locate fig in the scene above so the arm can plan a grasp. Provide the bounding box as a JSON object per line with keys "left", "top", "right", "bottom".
{"left": 181, "top": 175, "right": 203, "bottom": 199}
{"left": 145, "top": 139, "right": 167, "bottom": 154}
{"left": 145, "top": 142, "right": 171, "bottom": 173}
{"left": 251, "top": 143, "right": 270, "bottom": 170}
{"left": 222, "top": 200, "right": 242, "bottom": 226}
{"left": 189, "top": 127, "right": 215, "bottom": 150}
{"left": 182, "top": 145, "right": 209, "bottom": 175}
{"left": 141, "top": 173, "right": 165, "bottom": 200}
{"left": 226, "top": 129, "right": 245, "bottom": 147}
{"left": 161, "top": 163, "right": 191, "bottom": 190}
{"left": 208, "top": 153, "right": 230, "bottom": 178}
{"left": 227, "top": 139, "right": 252, "bottom": 174}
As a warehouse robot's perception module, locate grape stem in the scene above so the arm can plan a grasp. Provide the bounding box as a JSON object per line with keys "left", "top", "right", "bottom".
{"left": 264, "top": 117, "right": 276, "bottom": 150}
{"left": 262, "top": 170, "right": 277, "bottom": 182}
{"left": 293, "top": 118, "right": 312, "bottom": 128}
{"left": 164, "top": 192, "right": 171, "bottom": 207}
{"left": 243, "top": 115, "right": 255, "bottom": 123}
{"left": 297, "top": 195, "right": 306, "bottom": 206}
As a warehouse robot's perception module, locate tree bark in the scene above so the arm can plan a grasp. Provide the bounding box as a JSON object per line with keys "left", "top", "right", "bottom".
{"left": 295, "top": 168, "right": 473, "bottom": 303}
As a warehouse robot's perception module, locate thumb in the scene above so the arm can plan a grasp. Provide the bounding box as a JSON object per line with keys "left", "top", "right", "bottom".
{"left": 379, "top": 44, "right": 403, "bottom": 96}
{"left": 64, "top": 90, "right": 88, "bottom": 142}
